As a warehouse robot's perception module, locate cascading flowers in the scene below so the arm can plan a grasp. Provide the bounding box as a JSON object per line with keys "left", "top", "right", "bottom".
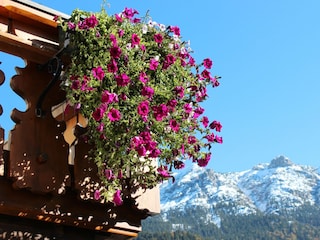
{"left": 57, "top": 7, "right": 222, "bottom": 206}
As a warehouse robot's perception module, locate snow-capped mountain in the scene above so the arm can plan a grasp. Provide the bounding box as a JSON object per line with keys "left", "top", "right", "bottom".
{"left": 160, "top": 155, "right": 320, "bottom": 225}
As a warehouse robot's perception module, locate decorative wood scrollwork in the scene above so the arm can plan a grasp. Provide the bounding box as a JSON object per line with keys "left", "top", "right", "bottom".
{"left": 0, "top": 62, "right": 4, "bottom": 116}
{"left": 9, "top": 61, "right": 70, "bottom": 193}
{"left": 0, "top": 63, "right": 5, "bottom": 176}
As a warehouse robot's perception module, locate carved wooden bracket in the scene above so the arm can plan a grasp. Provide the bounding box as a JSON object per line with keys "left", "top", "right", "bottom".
{"left": 0, "top": 64, "right": 4, "bottom": 116}
{"left": 9, "top": 61, "right": 70, "bottom": 193}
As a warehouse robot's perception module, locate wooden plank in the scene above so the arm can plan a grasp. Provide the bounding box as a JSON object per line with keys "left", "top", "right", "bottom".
{"left": 0, "top": 31, "right": 58, "bottom": 63}
{"left": 0, "top": 0, "right": 61, "bottom": 63}
{"left": 0, "top": 177, "right": 143, "bottom": 238}
{"left": 0, "top": 128, "right": 3, "bottom": 176}
{"left": 4, "top": 5, "right": 58, "bottom": 28}
{"left": 0, "top": 214, "right": 138, "bottom": 239}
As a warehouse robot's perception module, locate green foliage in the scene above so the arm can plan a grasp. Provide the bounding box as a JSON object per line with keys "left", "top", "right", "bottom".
{"left": 57, "top": 7, "right": 221, "bottom": 204}
{"left": 136, "top": 205, "right": 320, "bottom": 240}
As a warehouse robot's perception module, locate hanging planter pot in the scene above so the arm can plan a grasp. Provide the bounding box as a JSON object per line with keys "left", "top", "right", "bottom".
{"left": 56, "top": 7, "right": 223, "bottom": 205}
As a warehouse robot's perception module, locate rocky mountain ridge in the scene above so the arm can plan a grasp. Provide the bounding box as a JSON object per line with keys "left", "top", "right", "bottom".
{"left": 159, "top": 155, "right": 320, "bottom": 226}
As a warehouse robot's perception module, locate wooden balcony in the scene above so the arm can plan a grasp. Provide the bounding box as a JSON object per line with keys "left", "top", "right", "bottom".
{"left": 0, "top": 0, "right": 160, "bottom": 238}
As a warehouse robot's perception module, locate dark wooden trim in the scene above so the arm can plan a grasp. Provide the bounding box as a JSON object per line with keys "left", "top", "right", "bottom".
{"left": 0, "top": 177, "right": 146, "bottom": 238}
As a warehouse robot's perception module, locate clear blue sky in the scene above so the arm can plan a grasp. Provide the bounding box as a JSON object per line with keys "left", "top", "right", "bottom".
{"left": 0, "top": 0, "right": 319, "bottom": 172}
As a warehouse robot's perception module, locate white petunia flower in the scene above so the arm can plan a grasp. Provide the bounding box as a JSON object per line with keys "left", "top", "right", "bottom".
{"left": 126, "top": 43, "right": 132, "bottom": 50}
{"left": 148, "top": 20, "right": 154, "bottom": 28}
{"left": 159, "top": 24, "right": 166, "bottom": 31}
{"left": 142, "top": 24, "right": 148, "bottom": 34}
{"left": 173, "top": 35, "right": 181, "bottom": 42}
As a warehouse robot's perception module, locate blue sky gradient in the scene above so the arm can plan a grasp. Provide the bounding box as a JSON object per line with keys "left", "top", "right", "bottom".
{"left": 0, "top": 0, "right": 319, "bottom": 172}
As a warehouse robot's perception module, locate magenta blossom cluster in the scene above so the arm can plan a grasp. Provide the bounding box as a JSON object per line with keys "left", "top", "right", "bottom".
{"left": 58, "top": 7, "right": 222, "bottom": 205}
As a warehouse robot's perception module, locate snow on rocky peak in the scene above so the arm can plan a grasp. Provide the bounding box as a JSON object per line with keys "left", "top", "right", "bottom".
{"left": 268, "top": 155, "right": 293, "bottom": 168}
{"left": 160, "top": 155, "right": 320, "bottom": 222}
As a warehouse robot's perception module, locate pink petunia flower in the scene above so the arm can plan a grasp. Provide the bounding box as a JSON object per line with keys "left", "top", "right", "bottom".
{"left": 169, "top": 119, "right": 180, "bottom": 132}
{"left": 188, "top": 136, "right": 197, "bottom": 144}
{"left": 84, "top": 14, "right": 98, "bottom": 29}
{"left": 193, "top": 107, "right": 205, "bottom": 118}
{"left": 117, "top": 169, "right": 123, "bottom": 179}
{"left": 163, "top": 54, "right": 176, "bottom": 70}
{"left": 115, "top": 14, "right": 123, "bottom": 22}
{"left": 122, "top": 7, "right": 139, "bottom": 20}
{"left": 137, "top": 100, "right": 149, "bottom": 117}
{"left": 104, "top": 169, "right": 114, "bottom": 180}
{"left": 201, "top": 69, "right": 211, "bottom": 79}
{"left": 209, "top": 120, "right": 222, "bottom": 132}
{"left": 131, "top": 33, "right": 140, "bottom": 46}
{"left": 140, "top": 44, "right": 146, "bottom": 51}
{"left": 139, "top": 72, "right": 149, "bottom": 84}
{"left": 110, "top": 34, "right": 118, "bottom": 46}
{"left": 107, "top": 59, "right": 118, "bottom": 73}
{"left": 118, "top": 29, "right": 124, "bottom": 37}
{"left": 170, "top": 26, "right": 180, "bottom": 36}
{"left": 108, "top": 108, "right": 121, "bottom": 122}
{"left": 141, "top": 86, "right": 154, "bottom": 99}
{"left": 174, "top": 86, "right": 184, "bottom": 98}
{"left": 203, "top": 58, "right": 213, "bottom": 69}
{"left": 136, "top": 145, "right": 147, "bottom": 157}
{"left": 71, "top": 79, "right": 80, "bottom": 90}
{"left": 149, "top": 58, "right": 159, "bottom": 70}
{"left": 101, "top": 90, "right": 118, "bottom": 104}
{"left": 201, "top": 116, "right": 209, "bottom": 128}
{"left": 92, "top": 66, "right": 105, "bottom": 81}
{"left": 130, "top": 136, "right": 144, "bottom": 148}
{"left": 149, "top": 148, "right": 161, "bottom": 158}
{"left": 205, "top": 133, "right": 215, "bottom": 142}
{"left": 145, "top": 140, "right": 157, "bottom": 152}
{"left": 92, "top": 105, "right": 106, "bottom": 122}
{"left": 197, "top": 153, "right": 211, "bottom": 167}
{"left": 196, "top": 87, "right": 208, "bottom": 102}
{"left": 140, "top": 131, "right": 152, "bottom": 142}
{"left": 167, "top": 99, "right": 178, "bottom": 112}
{"left": 188, "top": 56, "right": 196, "bottom": 66}
{"left": 97, "top": 122, "right": 104, "bottom": 132}
{"left": 115, "top": 74, "right": 131, "bottom": 87}
{"left": 113, "top": 190, "right": 123, "bottom": 206}
{"left": 94, "top": 190, "right": 101, "bottom": 200}
{"left": 110, "top": 46, "right": 122, "bottom": 59}
{"left": 67, "top": 21, "right": 76, "bottom": 30}
{"left": 152, "top": 104, "right": 169, "bottom": 121}
{"left": 214, "top": 135, "right": 223, "bottom": 144}
{"left": 174, "top": 160, "right": 185, "bottom": 169}
{"left": 157, "top": 166, "right": 170, "bottom": 178}
{"left": 154, "top": 33, "right": 163, "bottom": 44}
{"left": 183, "top": 103, "right": 193, "bottom": 114}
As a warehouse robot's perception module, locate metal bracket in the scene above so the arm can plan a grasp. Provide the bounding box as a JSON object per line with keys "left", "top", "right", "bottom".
{"left": 35, "top": 55, "right": 63, "bottom": 117}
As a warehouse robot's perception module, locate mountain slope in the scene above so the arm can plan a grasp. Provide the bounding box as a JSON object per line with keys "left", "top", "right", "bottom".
{"left": 160, "top": 155, "right": 320, "bottom": 223}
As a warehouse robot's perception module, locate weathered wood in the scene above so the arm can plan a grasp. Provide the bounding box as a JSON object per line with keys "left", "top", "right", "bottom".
{"left": 9, "top": 61, "right": 70, "bottom": 193}
{"left": 0, "top": 177, "right": 143, "bottom": 239}
{"left": 0, "top": 0, "right": 63, "bottom": 64}
{"left": 0, "top": 66, "right": 4, "bottom": 117}
{"left": 0, "top": 128, "right": 3, "bottom": 176}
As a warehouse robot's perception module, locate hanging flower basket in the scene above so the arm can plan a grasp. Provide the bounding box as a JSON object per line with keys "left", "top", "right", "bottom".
{"left": 56, "top": 7, "right": 222, "bottom": 206}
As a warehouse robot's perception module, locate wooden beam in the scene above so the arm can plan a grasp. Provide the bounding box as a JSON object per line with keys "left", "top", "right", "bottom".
{"left": 0, "top": 176, "right": 144, "bottom": 238}
{"left": 0, "top": 0, "right": 66, "bottom": 63}
{"left": 0, "top": 31, "right": 58, "bottom": 63}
